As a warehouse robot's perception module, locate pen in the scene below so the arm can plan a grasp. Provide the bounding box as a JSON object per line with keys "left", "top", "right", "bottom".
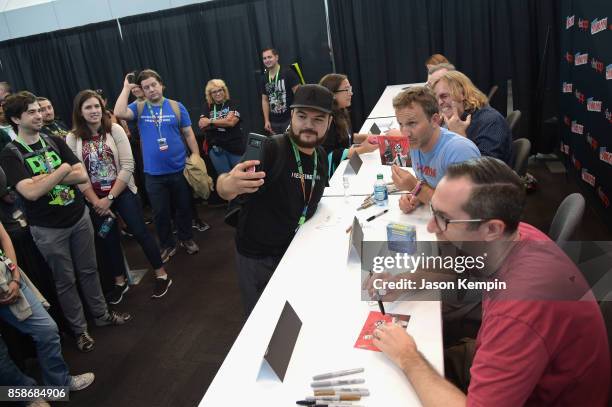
{"left": 311, "top": 378, "right": 365, "bottom": 388}
{"left": 366, "top": 209, "right": 388, "bottom": 222}
{"left": 378, "top": 300, "right": 386, "bottom": 315}
{"left": 313, "top": 368, "right": 364, "bottom": 381}
{"left": 307, "top": 395, "right": 361, "bottom": 401}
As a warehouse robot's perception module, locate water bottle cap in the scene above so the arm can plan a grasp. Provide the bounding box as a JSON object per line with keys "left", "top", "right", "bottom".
{"left": 376, "top": 174, "right": 383, "bottom": 179}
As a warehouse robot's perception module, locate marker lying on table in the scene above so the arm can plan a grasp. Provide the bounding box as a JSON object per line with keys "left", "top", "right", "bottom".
{"left": 311, "top": 378, "right": 365, "bottom": 388}
{"left": 378, "top": 300, "right": 386, "bottom": 315}
{"left": 296, "top": 401, "right": 363, "bottom": 406}
{"left": 307, "top": 394, "right": 361, "bottom": 401}
{"left": 313, "top": 368, "right": 364, "bottom": 381}
{"left": 366, "top": 209, "right": 388, "bottom": 222}
{"left": 314, "top": 388, "right": 369, "bottom": 397}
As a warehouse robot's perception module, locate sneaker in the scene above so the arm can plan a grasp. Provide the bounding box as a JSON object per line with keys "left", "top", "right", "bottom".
{"left": 152, "top": 277, "right": 173, "bottom": 299}
{"left": 27, "top": 399, "right": 50, "bottom": 407}
{"left": 106, "top": 283, "right": 129, "bottom": 305}
{"left": 76, "top": 332, "right": 95, "bottom": 352}
{"left": 180, "top": 239, "right": 199, "bottom": 255}
{"left": 160, "top": 245, "right": 177, "bottom": 263}
{"left": 94, "top": 310, "right": 132, "bottom": 327}
{"left": 192, "top": 219, "right": 211, "bottom": 232}
{"left": 69, "top": 372, "right": 95, "bottom": 391}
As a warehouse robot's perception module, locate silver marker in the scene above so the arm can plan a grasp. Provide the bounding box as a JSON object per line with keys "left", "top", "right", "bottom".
{"left": 311, "top": 378, "right": 365, "bottom": 388}
{"left": 312, "top": 368, "right": 364, "bottom": 381}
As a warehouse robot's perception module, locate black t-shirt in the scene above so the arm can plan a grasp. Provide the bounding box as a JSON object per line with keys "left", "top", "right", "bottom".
{"left": 236, "top": 134, "right": 328, "bottom": 258}
{"left": 41, "top": 120, "right": 69, "bottom": 138}
{"left": 260, "top": 67, "right": 300, "bottom": 123}
{"left": 201, "top": 99, "right": 245, "bottom": 155}
{"left": 0, "top": 135, "right": 85, "bottom": 228}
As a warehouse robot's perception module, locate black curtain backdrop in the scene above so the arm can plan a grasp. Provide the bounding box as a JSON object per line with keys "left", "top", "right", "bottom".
{"left": 0, "top": 0, "right": 559, "bottom": 148}
{"left": 0, "top": 0, "right": 332, "bottom": 134}
{"left": 327, "top": 0, "right": 560, "bottom": 147}
{"left": 559, "top": 0, "right": 612, "bottom": 225}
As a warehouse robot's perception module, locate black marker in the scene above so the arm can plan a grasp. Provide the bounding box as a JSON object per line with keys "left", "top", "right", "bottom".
{"left": 366, "top": 209, "right": 388, "bottom": 222}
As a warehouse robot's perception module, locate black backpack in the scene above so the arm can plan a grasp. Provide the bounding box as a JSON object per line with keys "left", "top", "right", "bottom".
{"left": 224, "top": 134, "right": 289, "bottom": 227}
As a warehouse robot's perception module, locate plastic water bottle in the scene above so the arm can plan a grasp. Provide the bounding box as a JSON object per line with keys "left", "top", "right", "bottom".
{"left": 343, "top": 175, "right": 350, "bottom": 201}
{"left": 98, "top": 215, "right": 115, "bottom": 238}
{"left": 374, "top": 174, "right": 388, "bottom": 207}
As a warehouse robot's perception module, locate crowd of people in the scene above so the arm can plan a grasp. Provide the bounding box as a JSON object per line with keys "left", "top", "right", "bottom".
{"left": 0, "top": 48, "right": 608, "bottom": 407}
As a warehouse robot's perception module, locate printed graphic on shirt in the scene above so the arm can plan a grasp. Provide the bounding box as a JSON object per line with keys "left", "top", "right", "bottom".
{"left": 82, "top": 137, "right": 117, "bottom": 194}
{"left": 26, "top": 151, "right": 75, "bottom": 206}
{"left": 415, "top": 164, "right": 437, "bottom": 179}
{"left": 265, "top": 79, "right": 289, "bottom": 115}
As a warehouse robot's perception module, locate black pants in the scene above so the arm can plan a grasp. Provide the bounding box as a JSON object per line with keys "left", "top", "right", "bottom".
{"left": 234, "top": 250, "right": 282, "bottom": 317}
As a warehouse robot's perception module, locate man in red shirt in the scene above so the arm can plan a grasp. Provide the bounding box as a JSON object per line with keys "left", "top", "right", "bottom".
{"left": 374, "top": 157, "right": 610, "bottom": 406}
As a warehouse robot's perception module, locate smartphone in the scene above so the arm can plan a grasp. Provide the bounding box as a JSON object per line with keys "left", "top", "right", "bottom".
{"left": 242, "top": 133, "right": 268, "bottom": 172}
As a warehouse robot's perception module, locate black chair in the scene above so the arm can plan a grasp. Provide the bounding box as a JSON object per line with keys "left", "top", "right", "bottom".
{"left": 548, "top": 193, "right": 585, "bottom": 243}
{"left": 511, "top": 138, "right": 530, "bottom": 177}
{"left": 506, "top": 110, "right": 521, "bottom": 139}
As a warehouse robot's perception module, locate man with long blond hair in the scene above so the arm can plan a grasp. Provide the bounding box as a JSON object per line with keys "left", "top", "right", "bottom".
{"left": 432, "top": 71, "right": 512, "bottom": 164}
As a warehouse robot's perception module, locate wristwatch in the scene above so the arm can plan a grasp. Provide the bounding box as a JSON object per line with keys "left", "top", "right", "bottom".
{"left": 107, "top": 193, "right": 115, "bottom": 201}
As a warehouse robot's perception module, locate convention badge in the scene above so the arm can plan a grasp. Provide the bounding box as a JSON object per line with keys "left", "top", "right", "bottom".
{"left": 100, "top": 178, "right": 112, "bottom": 191}
{"left": 158, "top": 137, "right": 169, "bottom": 151}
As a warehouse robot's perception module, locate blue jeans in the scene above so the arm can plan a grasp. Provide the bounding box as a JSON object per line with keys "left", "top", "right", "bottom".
{"left": 145, "top": 171, "right": 193, "bottom": 249}
{"left": 0, "top": 284, "right": 70, "bottom": 386}
{"left": 90, "top": 190, "right": 164, "bottom": 273}
{"left": 209, "top": 146, "right": 242, "bottom": 175}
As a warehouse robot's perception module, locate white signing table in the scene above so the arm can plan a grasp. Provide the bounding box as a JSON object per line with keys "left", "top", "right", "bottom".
{"left": 200, "top": 84, "right": 442, "bottom": 407}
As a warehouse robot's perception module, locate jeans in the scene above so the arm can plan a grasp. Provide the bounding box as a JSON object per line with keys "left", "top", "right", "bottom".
{"left": 114, "top": 191, "right": 163, "bottom": 270}
{"left": 0, "top": 284, "right": 71, "bottom": 386}
{"left": 270, "top": 119, "right": 290, "bottom": 135}
{"left": 90, "top": 191, "right": 164, "bottom": 274}
{"left": 145, "top": 171, "right": 193, "bottom": 249}
{"left": 30, "top": 208, "right": 108, "bottom": 335}
{"left": 89, "top": 205, "right": 126, "bottom": 281}
{"left": 209, "top": 146, "right": 242, "bottom": 175}
{"left": 234, "top": 250, "right": 282, "bottom": 317}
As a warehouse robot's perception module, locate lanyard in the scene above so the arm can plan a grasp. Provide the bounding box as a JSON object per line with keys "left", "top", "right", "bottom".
{"left": 146, "top": 98, "right": 164, "bottom": 138}
{"left": 212, "top": 102, "right": 225, "bottom": 119}
{"left": 15, "top": 136, "right": 54, "bottom": 173}
{"left": 289, "top": 138, "right": 318, "bottom": 229}
{"left": 268, "top": 65, "right": 280, "bottom": 86}
{"left": 89, "top": 132, "right": 106, "bottom": 159}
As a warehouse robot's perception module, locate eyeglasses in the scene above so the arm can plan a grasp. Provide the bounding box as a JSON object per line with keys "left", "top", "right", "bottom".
{"left": 429, "top": 202, "right": 488, "bottom": 232}
{"left": 335, "top": 86, "right": 353, "bottom": 93}
{"left": 210, "top": 89, "right": 224, "bottom": 95}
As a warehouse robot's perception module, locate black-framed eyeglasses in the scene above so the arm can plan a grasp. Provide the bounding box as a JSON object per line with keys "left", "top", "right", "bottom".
{"left": 335, "top": 86, "right": 353, "bottom": 93}
{"left": 210, "top": 89, "right": 224, "bottom": 95}
{"left": 429, "top": 202, "right": 488, "bottom": 232}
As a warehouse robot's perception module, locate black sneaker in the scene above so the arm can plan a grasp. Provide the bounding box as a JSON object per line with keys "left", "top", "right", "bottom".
{"left": 192, "top": 219, "right": 211, "bottom": 232}
{"left": 152, "top": 277, "right": 172, "bottom": 299}
{"left": 106, "top": 283, "right": 129, "bottom": 305}
{"left": 76, "top": 332, "right": 95, "bottom": 352}
{"left": 180, "top": 239, "right": 199, "bottom": 255}
{"left": 160, "top": 245, "right": 177, "bottom": 263}
{"left": 94, "top": 310, "right": 132, "bottom": 327}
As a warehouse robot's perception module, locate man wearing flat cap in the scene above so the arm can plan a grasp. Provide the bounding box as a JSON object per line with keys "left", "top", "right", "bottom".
{"left": 217, "top": 84, "right": 333, "bottom": 315}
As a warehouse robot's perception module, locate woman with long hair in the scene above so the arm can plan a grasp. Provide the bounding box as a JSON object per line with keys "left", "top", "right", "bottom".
{"left": 66, "top": 90, "right": 172, "bottom": 303}
{"left": 318, "top": 74, "right": 378, "bottom": 176}
{"left": 198, "top": 79, "right": 245, "bottom": 175}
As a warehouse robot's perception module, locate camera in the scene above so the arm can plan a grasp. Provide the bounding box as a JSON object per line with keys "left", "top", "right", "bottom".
{"left": 127, "top": 70, "right": 140, "bottom": 84}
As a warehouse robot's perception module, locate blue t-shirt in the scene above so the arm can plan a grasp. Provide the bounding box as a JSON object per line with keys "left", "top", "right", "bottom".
{"left": 128, "top": 99, "right": 192, "bottom": 175}
{"left": 410, "top": 127, "right": 481, "bottom": 187}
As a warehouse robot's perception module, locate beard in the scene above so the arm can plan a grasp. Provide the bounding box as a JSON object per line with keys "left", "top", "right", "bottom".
{"left": 288, "top": 127, "right": 326, "bottom": 148}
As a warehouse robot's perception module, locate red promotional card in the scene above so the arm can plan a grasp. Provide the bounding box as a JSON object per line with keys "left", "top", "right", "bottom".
{"left": 354, "top": 311, "right": 411, "bottom": 352}
{"left": 377, "top": 134, "right": 410, "bottom": 166}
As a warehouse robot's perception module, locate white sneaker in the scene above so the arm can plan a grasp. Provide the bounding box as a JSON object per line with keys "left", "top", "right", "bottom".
{"left": 69, "top": 372, "right": 95, "bottom": 391}
{"left": 27, "top": 399, "right": 50, "bottom": 407}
